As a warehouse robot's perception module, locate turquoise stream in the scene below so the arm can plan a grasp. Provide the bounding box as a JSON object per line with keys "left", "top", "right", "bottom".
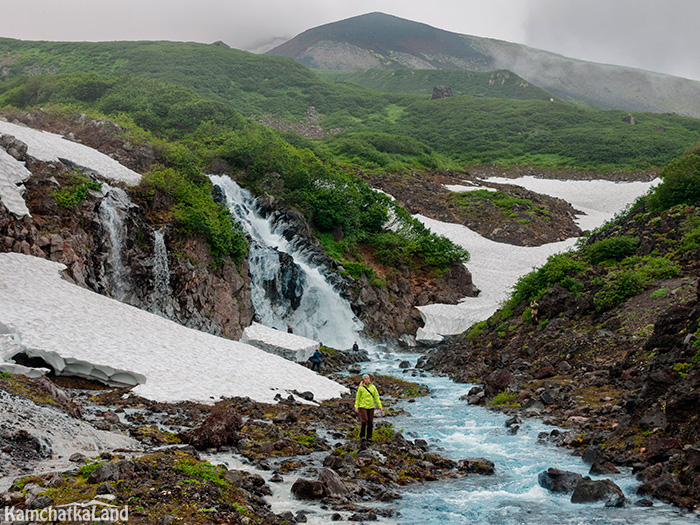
{"left": 362, "top": 351, "right": 692, "bottom": 525}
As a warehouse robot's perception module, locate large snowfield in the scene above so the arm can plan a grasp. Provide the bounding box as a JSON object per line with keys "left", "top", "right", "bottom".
{"left": 0, "top": 253, "right": 348, "bottom": 404}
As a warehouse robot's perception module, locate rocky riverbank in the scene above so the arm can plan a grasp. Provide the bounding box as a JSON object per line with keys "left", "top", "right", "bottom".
{"left": 418, "top": 199, "right": 700, "bottom": 512}
{"left": 0, "top": 357, "right": 497, "bottom": 524}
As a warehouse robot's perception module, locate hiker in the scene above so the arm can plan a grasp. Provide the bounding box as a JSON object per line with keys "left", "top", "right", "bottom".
{"left": 354, "top": 374, "right": 383, "bottom": 441}
{"left": 287, "top": 324, "right": 293, "bottom": 334}
{"left": 530, "top": 299, "right": 540, "bottom": 323}
{"left": 352, "top": 341, "right": 359, "bottom": 353}
{"left": 310, "top": 347, "right": 323, "bottom": 372}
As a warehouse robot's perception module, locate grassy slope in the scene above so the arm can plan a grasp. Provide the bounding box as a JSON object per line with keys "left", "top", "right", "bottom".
{"left": 1, "top": 37, "right": 700, "bottom": 172}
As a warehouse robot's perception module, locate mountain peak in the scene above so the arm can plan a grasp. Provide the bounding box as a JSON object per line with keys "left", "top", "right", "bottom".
{"left": 267, "top": 12, "right": 700, "bottom": 118}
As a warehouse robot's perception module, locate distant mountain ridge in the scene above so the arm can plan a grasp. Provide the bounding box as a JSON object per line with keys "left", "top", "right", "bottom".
{"left": 267, "top": 12, "right": 700, "bottom": 118}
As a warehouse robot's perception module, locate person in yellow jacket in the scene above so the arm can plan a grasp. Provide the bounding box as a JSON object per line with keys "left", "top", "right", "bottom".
{"left": 354, "top": 374, "right": 383, "bottom": 441}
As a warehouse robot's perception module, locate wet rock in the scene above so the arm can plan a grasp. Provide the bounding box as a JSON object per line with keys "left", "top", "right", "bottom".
{"left": 505, "top": 415, "right": 521, "bottom": 428}
{"left": 69, "top": 452, "right": 87, "bottom": 463}
{"left": 538, "top": 468, "right": 583, "bottom": 494}
{"left": 273, "top": 412, "right": 298, "bottom": 424}
{"left": 399, "top": 360, "right": 410, "bottom": 369}
{"left": 349, "top": 511, "right": 378, "bottom": 521}
{"left": 457, "top": 457, "right": 495, "bottom": 475}
{"left": 290, "top": 478, "right": 325, "bottom": 500}
{"left": 589, "top": 462, "right": 620, "bottom": 475}
{"left": 570, "top": 477, "right": 625, "bottom": 506}
{"left": 319, "top": 468, "right": 349, "bottom": 498}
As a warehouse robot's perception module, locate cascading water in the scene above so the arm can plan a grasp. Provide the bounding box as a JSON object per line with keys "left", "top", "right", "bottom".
{"left": 210, "top": 175, "right": 363, "bottom": 349}
{"left": 97, "top": 186, "right": 133, "bottom": 302}
{"left": 147, "top": 229, "right": 174, "bottom": 318}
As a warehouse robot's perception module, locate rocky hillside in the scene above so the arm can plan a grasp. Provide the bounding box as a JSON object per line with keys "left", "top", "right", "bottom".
{"left": 360, "top": 168, "right": 584, "bottom": 246}
{"left": 268, "top": 12, "right": 700, "bottom": 118}
{"left": 0, "top": 109, "right": 475, "bottom": 343}
{"left": 420, "top": 193, "right": 700, "bottom": 509}
{"left": 0, "top": 111, "right": 255, "bottom": 339}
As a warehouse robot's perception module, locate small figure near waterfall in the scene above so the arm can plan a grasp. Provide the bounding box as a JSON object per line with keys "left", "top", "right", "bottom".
{"left": 352, "top": 341, "right": 359, "bottom": 353}
{"left": 310, "top": 347, "right": 323, "bottom": 372}
{"left": 529, "top": 299, "right": 540, "bottom": 323}
{"left": 354, "top": 374, "right": 383, "bottom": 442}
{"left": 287, "top": 324, "right": 293, "bottom": 334}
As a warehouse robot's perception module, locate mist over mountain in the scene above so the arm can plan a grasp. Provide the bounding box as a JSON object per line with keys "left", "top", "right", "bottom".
{"left": 267, "top": 12, "right": 700, "bottom": 118}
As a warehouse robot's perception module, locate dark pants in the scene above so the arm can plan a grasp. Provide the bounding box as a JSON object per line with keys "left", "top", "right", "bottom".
{"left": 358, "top": 408, "right": 375, "bottom": 440}
{"left": 311, "top": 361, "right": 321, "bottom": 372}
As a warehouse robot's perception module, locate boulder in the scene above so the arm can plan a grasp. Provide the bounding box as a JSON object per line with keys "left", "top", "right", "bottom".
{"left": 290, "top": 477, "right": 325, "bottom": 500}
{"left": 457, "top": 457, "right": 495, "bottom": 475}
{"left": 483, "top": 369, "right": 516, "bottom": 398}
{"left": 570, "top": 477, "right": 625, "bottom": 506}
{"left": 181, "top": 403, "right": 242, "bottom": 450}
{"left": 538, "top": 468, "right": 583, "bottom": 494}
{"left": 319, "top": 468, "right": 349, "bottom": 498}
{"left": 87, "top": 460, "right": 136, "bottom": 484}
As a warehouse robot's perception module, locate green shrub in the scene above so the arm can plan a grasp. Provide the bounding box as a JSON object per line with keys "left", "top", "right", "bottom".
{"left": 647, "top": 153, "right": 700, "bottom": 211}
{"left": 585, "top": 236, "right": 640, "bottom": 264}
{"left": 173, "top": 457, "right": 230, "bottom": 488}
{"left": 52, "top": 171, "right": 102, "bottom": 209}
{"left": 650, "top": 287, "right": 669, "bottom": 299}
{"left": 78, "top": 461, "right": 103, "bottom": 478}
{"left": 136, "top": 169, "right": 248, "bottom": 263}
{"left": 466, "top": 321, "right": 487, "bottom": 339}
{"left": 593, "top": 256, "right": 680, "bottom": 311}
{"left": 491, "top": 390, "right": 520, "bottom": 407}
{"left": 509, "top": 253, "right": 586, "bottom": 306}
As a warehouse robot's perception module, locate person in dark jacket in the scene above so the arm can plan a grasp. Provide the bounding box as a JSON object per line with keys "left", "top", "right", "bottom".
{"left": 352, "top": 341, "right": 359, "bottom": 353}
{"left": 310, "top": 348, "right": 323, "bottom": 372}
{"left": 287, "top": 324, "right": 293, "bottom": 333}
{"left": 354, "top": 374, "right": 383, "bottom": 441}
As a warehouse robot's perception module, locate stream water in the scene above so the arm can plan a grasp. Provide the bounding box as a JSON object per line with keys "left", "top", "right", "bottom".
{"left": 200, "top": 176, "right": 692, "bottom": 523}
{"left": 206, "top": 348, "right": 691, "bottom": 524}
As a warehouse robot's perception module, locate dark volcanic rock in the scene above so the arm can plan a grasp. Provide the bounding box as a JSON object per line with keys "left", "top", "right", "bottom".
{"left": 570, "top": 477, "right": 626, "bottom": 506}
{"left": 538, "top": 468, "right": 583, "bottom": 494}
{"left": 181, "top": 402, "right": 242, "bottom": 450}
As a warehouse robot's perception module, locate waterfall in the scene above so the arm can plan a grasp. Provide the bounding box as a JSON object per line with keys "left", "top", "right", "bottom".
{"left": 148, "top": 230, "right": 174, "bottom": 318}
{"left": 97, "top": 186, "right": 133, "bottom": 302}
{"left": 210, "top": 175, "right": 363, "bottom": 349}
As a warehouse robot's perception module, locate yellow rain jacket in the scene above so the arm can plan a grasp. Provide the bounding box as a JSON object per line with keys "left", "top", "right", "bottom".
{"left": 355, "top": 382, "right": 382, "bottom": 410}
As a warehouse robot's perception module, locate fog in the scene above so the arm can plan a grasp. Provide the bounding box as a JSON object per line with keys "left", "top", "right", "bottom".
{"left": 1, "top": 0, "right": 698, "bottom": 81}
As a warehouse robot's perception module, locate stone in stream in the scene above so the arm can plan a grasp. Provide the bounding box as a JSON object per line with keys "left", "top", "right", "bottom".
{"left": 537, "top": 468, "right": 583, "bottom": 494}
{"left": 570, "top": 477, "right": 626, "bottom": 507}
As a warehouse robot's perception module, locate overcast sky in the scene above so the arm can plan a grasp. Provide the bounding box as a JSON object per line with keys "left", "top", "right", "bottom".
{"left": 2, "top": 0, "right": 699, "bottom": 81}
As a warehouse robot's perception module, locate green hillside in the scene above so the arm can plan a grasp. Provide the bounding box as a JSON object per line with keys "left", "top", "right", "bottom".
{"left": 316, "top": 69, "right": 554, "bottom": 101}
{"left": 1, "top": 38, "right": 700, "bottom": 172}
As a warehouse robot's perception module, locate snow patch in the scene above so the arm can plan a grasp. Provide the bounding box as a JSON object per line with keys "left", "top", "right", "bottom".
{"left": 0, "top": 253, "right": 348, "bottom": 404}
{"left": 241, "top": 322, "right": 319, "bottom": 362}
{"left": 484, "top": 175, "right": 659, "bottom": 231}
{"left": 444, "top": 183, "right": 497, "bottom": 193}
{"left": 0, "top": 120, "right": 141, "bottom": 186}
{"left": 0, "top": 148, "right": 31, "bottom": 218}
